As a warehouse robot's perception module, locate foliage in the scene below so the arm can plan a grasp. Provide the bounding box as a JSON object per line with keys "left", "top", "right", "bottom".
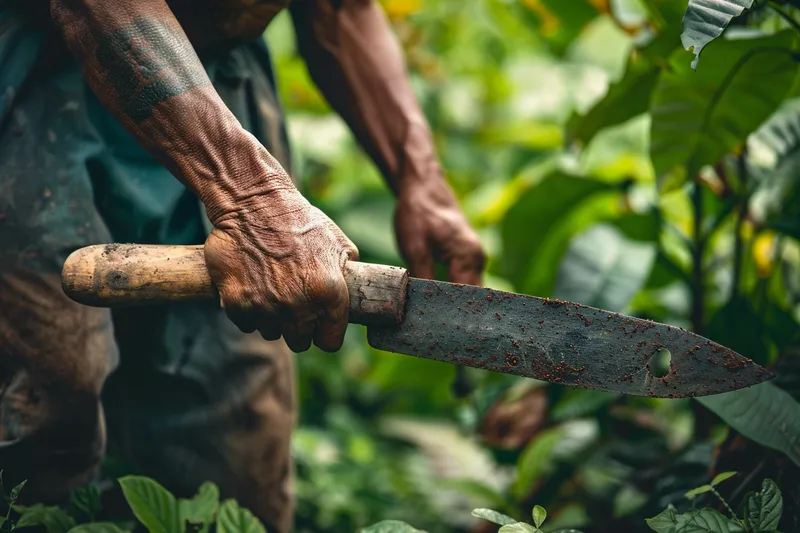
{"left": 255, "top": 0, "right": 800, "bottom": 530}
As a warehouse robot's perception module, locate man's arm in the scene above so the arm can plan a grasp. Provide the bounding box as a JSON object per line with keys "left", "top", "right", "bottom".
{"left": 51, "top": 0, "right": 358, "bottom": 352}
{"left": 290, "top": 0, "right": 485, "bottom": 284}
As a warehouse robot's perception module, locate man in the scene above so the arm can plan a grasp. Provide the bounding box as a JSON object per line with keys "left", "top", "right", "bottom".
{"left": 0, "top": 1, "right": 484, "bottom": 531}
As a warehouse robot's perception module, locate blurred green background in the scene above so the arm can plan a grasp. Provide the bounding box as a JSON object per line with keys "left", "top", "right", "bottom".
{"left": 258, "top": 1, "right": 800, "bottom": 531}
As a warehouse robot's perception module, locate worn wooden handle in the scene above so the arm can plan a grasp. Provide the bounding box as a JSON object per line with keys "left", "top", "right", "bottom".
{"left": 61, "top": 244, "right": 408, "bottom": 326}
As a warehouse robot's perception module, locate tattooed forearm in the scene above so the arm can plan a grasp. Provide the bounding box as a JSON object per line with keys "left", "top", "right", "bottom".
{"left": 51, "top": 0, "right": 294, "bottom": 219}
{"left": 92, "top": 18, "right": 210, "bottom": 123}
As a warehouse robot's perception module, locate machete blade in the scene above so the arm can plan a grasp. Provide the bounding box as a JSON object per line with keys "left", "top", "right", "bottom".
{"left": 366, "top": 279, "right": 773, "bottom": 398}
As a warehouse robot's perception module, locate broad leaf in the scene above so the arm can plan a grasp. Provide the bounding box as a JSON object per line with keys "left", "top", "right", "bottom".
{"left": 646, "top": 505, "right": 678, "bottom": 533}
{"left": 216, "top": 499, "right": 266, "bottom": 533}
{"left": 650, "top": 31, "right": 799, "bottom": 190}
{"left": 512, "top": 428, "right": 563, "bottom": 499}
{"left": 698, "top": 382, "right": 800, "bottom": 467}
{"left": 470, "top": 509, "right": 517, "bottom": 526}
{"left": 711, "top": 472, "right": 737, "bottom": 486}
{"left": 15, "top": 504, "right": 76, "bottom": 533}
{"left": 743, "top": 479, "right": 783, "bottom": 531}
{"left": 69, "top": 485, "right": 102, "bottom": 522}
{"left": 501, "top": 172, "right": 617, "bottom": 292}
{"left": 554, "top": 222, "right": 657, "bottom": 312}
{"left": 551, "top": 389, "right": 618, "bottom": 421}
{"left": 532, "top": 505, "right": 546, "bottom": 528}
{"left": 67, "top": 524, "right": 128, "bottom": 533}
{"left": 498, "top": 524, "right": 538, "bottom": 533}
{"left": 675, "top": 509, "right": 744, "bottom": 532}
{"left": 179, "top": 482, "right": 219, "bottom": 533}
{"left": 681, "top": 0, "right": 755, "bottom": 68}
{"left": 359, "top": 520, "right": 427, "bottom": 533}
{"left": 118, "top": 476, "right": 180, "bottom": 533}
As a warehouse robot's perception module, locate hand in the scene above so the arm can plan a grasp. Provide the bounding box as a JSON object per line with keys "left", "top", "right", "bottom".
{"left": 204, "top": 186, "right": 359, "bottom": 353}
{"left": 394, "top": 178, "right": 485, "bottom": 285}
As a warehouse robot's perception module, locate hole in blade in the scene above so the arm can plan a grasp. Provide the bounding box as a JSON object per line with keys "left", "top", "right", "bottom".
{"left": 648, "top": 348, "right": 671, "bottom": 378}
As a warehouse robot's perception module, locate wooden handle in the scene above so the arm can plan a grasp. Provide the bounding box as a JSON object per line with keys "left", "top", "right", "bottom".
{"left": 61, "top": 244, "right": 408, "bottom": 326}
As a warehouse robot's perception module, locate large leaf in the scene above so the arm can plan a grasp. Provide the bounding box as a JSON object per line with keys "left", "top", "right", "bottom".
{"left": 471, "top": 509, "right": 517, "bottom": 526}
{"left": 697, "top": 382, "right": 800, "bottom": 467}
{"left": 512, "top": 428, "right": 563, "bottom": 499}
{"left": 743, "top": 478, "right": 783, "bottom": 532}
{"left": 681, "top": 0, "right": 755, "bottom": 68}
{"left": 359, "top": 520, "right": 427, "bottom": 533}
{"left": 216, "top": 500, "right": 266, "bottom": 533}
{"left": 15, "top": 505, "right": 76, "bottom": 533}
{"left": 554, "top": 222, "right": 657, "bottom": 311}
{"left": 179, "top": 482, "right": 219, "bottom": 533}
{"left": 501, "top": 172, "right": 617, "bottom": 292}
{"left": 118, "top": 476, "right": 180, "bottom": 533}
{"left": 650, "top": 31, "right": 799, "bottom": 190}
{"left": 674, "top": 509, "right": 745, "bottom": 532}
{"left": 646, "top": 505, "right": 679, "bottom": 533}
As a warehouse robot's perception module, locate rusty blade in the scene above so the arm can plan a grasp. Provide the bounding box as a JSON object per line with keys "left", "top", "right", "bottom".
{"left": 366, "top": 279, "right": 774, "bottom": 398}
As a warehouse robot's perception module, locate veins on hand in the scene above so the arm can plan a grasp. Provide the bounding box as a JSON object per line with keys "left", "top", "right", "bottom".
{"left": 93, "top": 18, "right": 210, "bottom": 123}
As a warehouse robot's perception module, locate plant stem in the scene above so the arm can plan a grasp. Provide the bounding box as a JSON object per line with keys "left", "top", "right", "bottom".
{"left": 769, "top": 1, "right": 800, "bottom": 33}
{"left": 691, "top": 177, "right": 705, "bottom": 335}
{"left": 732, "top": 152, "right": 749, "bottom": 300}
{"left": 710, "top": 486, "right": 739, "bottom": 521}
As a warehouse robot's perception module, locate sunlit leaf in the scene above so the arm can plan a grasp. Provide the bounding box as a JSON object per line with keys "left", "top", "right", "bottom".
{"left": 532, "top": 505, "right": 547, "bottom": 528}
{"left": 179, "top": 482, "right": 219, "bottom": 533}
{"left": 118, "top": 476, "right": 180, "bottom": 533}
{"left": 743, "top": 478, "right": 783, "bottom": 531}
{"left": 681, "top": 0, "right": 755, "bottom": 69}
{"left": 698, "top": 382, "right": 800, "bottom": 467}
{"left": 498, "top": 523, "right": 538, "bottom": 533}
{"left": 216, "top": 500, "right": 266, "bottom": 533}
{"left": 674, "top": 508, "right": 745, "bottom": 532}
{"left": 684, "top": 484, "right": 713, "bottom": 499}
{"left": 471, "top": 508, "right": 517, "bottom": 526}
{"left": 710, "top": 471, "right": 737, "bottom": 486}
{"left": 650, "top": 31, "right": 799, "bottom": 190}
{"left": 646, "top": 505, "right": 678, "bottom": 533}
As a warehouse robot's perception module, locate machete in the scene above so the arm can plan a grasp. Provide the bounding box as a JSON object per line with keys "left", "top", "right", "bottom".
{"left": 61, "top": 244, "right": 773, "bottom": 398}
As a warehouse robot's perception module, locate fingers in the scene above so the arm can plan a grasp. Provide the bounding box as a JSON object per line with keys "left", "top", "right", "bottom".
{"left": 281, "top": 311, "right": 317, "bottom": 352}
{"left": 402, "top": 235, "right": 436, "bottom": 280}
{"left": 313, "top": 274, "right": 350, "bottom": 352}
{"left": 448, "top": 246, "right": 486, "bottom": 286}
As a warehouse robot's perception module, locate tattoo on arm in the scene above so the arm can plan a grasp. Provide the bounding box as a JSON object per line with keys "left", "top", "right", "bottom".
{"left": 92, "top": 18, "right": 210, "bottom": 123}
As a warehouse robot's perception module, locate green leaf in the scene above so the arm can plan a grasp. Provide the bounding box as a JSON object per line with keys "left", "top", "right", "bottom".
{"left": 358, "top": 520, "right": 427, "bottom": 533}
{"left": 69, "top": 485, "right": 102, "bottom": 522}
{"left": 650, "top": 31, "right": 799, "bottom": 190}
{"left": 711, "top": 472, "right": 737, "bottom": 486}
{"left": 178, "top": 482, "right": 219, "bottom": 533}
{"left": 697, "top": 382, "right": 800, "bottom": 467}
{"left": 646, "top": 505, "right": 678, "bottom": 533}
{"left": 551, "top": 389, "right": 618, "bottom": 421}
{"left": 66, "top": 524, "right": 128, "bottom": 533}
{"left": 675, "top": 509, "right": 744, "bottom": 532}
{"left": 684, "top": 485, "right": 714, "bottom": 499}
{"left": 512, "top": 428, "right": 563, "bottom": 499}
{"left": 10, "top": 480, "right": 26, "bottom": 502}
{"left": 216, "top": 500, "right": 266, "bottom": 533}
{"left": 470, "top": 509, "right": 517, "bottom": 526}
{"left": 118, "top": 476, "right": 180, "bottom": 533}
{"left": 743, "top": 479, "right": 783, "bottom": 531}
{"left": 501, "top": 172, "right": 617, "bottom": 292}
{"left": 554, "top": 222, "right": 657, "bottom": 311}
{"left": 15, "top": 505, "right": 76, "bottom": 533}
{"left": 681, "top": 0, "right": 756, "bottom": 69}
{"left": 498, "top": 524, "right": 538, "bottom": 533}
{"left": 532, "top": 505, "right": 546, "bottom": 528}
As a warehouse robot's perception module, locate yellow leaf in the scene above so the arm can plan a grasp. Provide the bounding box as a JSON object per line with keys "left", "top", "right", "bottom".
{"left": 753, "top": 231, "right": 776, "bottom": 278}
{"left": 380, "top": 0, "right": 421, "bottom": 19}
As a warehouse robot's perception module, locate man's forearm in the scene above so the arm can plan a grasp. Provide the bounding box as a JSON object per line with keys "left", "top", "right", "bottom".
{"left": 51, "top": 0, "right": 293, "bottom": 223}
{"left": 290, "top": 0, "right": 442, "bottom": 196}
